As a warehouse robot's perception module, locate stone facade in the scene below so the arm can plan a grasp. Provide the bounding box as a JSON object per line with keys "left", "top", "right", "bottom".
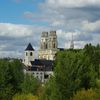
{"left": 38, "top": 31, "right": 58, "bottom": 60}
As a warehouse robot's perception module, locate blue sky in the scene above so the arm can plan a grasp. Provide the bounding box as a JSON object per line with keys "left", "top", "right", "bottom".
{"left": 0, "top": 0, "right": 100, "bottom": 58}
{"left": 0, "top": 0, "right": 43, "bottom": 24}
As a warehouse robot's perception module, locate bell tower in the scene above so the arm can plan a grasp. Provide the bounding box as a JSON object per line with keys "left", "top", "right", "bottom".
{"left": 24, "top": 43, "right": 34, "bottom": 66}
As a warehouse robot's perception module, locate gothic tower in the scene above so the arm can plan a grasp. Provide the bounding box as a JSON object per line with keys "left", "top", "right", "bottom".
{"left": 48, "top": 31, "right": 58, "bottom": 50}
{"left": 40, "top": 32, "right": 48, "bottom": 50}
{"left": 48, "top": 31, "right": 58, "bottom": 60}
{"left": 24, "top": 43, "right": 34, "bottom": 66}
{"left": 39, "top": 31, "right": 58, "bottom": 60}
{"left": 39, "top": 32, "right": 49, "bottom": 60}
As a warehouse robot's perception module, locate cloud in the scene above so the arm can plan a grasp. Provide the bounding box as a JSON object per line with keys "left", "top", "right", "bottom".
{"left": 82, "top": 20, "right": 100, "bottom": 32}
{"left": 0, "top": 23, "right": 33, "bottom": 38}
{"left": 45, "top": 0, "right": 100, "bottom": 8}
{"left": 57, "top": 29, "right": 94, "bottom": 48}
{"left": 1, "top": 0, "right": 100, "bottom": 58}
{"left": 0, "top": 23, "right": 52, "bottom": 58}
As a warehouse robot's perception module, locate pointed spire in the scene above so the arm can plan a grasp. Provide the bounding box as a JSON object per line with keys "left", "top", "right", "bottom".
{"left": 25, "top": 43, "right": 34, "bottom": 51}
{"left": 70, "top": 33, "right": 74, "bottom": 49}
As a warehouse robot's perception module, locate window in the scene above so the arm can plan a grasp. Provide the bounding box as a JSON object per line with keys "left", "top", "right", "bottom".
{"left": 26, "top": 52, "right": 28, "bottom": 56}
{"left": 30, "top": 52, "right": 33, "bottom": 56}
{"left": 45, "top": 44, "right": 48, "bottom": 49}
{"left": 53, "top": 43, "right": 56, "bottom": 48}
{"left": 40, "top": 76, "right": 42, "bottom": 80}
{"left": 36, "top": 76, "right": 38, "bottom": 78}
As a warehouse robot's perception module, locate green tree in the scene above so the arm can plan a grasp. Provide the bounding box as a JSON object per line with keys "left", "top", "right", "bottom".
{"left": 0, "top": 59, "right": 24, "bottom": 100}
{"left": 20, "top": 74, "right": 40, "bottom": 95}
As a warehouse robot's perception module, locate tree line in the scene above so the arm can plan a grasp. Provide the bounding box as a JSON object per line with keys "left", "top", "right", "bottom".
{"left": 0, "top": 44, "right": 100, "bottom": 100}
{"left": 40, "top": 44, "right": 100, "bottom": 100}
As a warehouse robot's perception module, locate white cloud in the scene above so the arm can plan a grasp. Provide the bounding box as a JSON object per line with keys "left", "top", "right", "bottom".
{"left": 56, "top": 29, "right": 89, "bottom": 49}
{"left": 0, "top": 22, "right": 99, "bottom": 58}
{"left": 46, "top": 0, "right": 100, "bottom": 8}
{"left": 0, "top": 51, "right": 22, "bottom": 58}
{"left": 0, "top": 23, "right": 33, "bottom": 38}
{"left": 82, "top": 20, "right": 100, "bottom": 32}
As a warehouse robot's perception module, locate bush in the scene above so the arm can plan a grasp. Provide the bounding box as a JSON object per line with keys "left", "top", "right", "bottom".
{"left": 71, "top": 88, "right": 100, "bottom": 100}
{"left": 13, "top": 93, "right": 38, "bottom": 100}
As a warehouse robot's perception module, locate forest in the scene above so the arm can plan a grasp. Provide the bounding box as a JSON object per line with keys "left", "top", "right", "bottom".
{"left": 0, "top": 44, "right": 100, "bottom": 100}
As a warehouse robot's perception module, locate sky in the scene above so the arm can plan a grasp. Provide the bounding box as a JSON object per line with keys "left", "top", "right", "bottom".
{"left": 0, "top": 0, "right": 100, "bottom": 58}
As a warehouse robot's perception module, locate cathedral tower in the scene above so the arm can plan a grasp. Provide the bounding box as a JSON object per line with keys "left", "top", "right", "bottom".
{"left": 24, "top": 43, "right": 34, "bottom": 66}
{"left": 39, "top": 31, "right": 58, "bottom": 60}
{"left": 70, "top": 33, "right": 74, "bottom": 49}
{"left": 48, "top": 31, "right": 58, "bottom": 50}
{"left": 40, "top": 32, "right": 48, "bottom": 50}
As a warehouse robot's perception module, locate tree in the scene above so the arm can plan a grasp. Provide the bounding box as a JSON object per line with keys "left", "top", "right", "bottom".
{"left": 20, "top": 74, "right": 40, "bottom": 95}
{"left": 0, "top": 60, "right": 13, "bottom": 100}
{"left": 0, "top": 59, "right": 24, "bottom": 100}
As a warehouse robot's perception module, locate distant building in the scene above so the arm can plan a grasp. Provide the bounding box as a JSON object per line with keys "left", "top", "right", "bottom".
{"left": 23, "top": 31, "right": 68, "bottom": 82}
{"left": 23, "top": 31, "right": 59, "bottom": 83}
{"left": 24, "top": 59, "right": 53, "bottom": 83}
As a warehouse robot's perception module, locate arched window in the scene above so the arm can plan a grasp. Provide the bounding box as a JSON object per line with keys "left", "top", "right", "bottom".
{"left": 45, "top": 44, "right": 48, "bottom": 49}
{"left": 26, "top": 52, "right": 28, "bottom": 56}
{"left": 53, "top": 43, "right": 56, "bottom": 48}
{"left": 30, "top": 52, "right": 33, "bottom": 56}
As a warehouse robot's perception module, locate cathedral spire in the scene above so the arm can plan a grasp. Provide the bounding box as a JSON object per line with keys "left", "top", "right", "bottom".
{"left": 70, "top": 33, "right": 74, "bottom": 49}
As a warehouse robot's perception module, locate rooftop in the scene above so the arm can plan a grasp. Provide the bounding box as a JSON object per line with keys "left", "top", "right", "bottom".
{"left": 25, "top": 43, "right": 34, "bottom": 51}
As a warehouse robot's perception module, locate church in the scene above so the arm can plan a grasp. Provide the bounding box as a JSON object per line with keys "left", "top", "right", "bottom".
{"left": 23, "top": 31, "right": 59, "bottom": 83}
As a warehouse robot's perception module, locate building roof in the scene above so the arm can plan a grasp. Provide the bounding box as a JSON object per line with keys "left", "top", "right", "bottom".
{"left": 30, "top": 59, "right": 53, "bottom": 71}
{"left": 58, "top": 48, "right": 65, "bottom": 51}
{"left": 25, "top": 43, "right": 34, "bottom": 51}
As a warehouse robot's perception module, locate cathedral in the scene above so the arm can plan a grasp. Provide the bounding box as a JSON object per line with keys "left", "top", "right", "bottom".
{"left": 23, "top": 31, "right": 58, "bottom": 83}
{"left": 23, "top": 31, "right": 74, "bottom": 82}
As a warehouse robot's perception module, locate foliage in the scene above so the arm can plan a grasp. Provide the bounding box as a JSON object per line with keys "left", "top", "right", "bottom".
{"left": 0, "top": 59, "right": 24, "bottom": 100}
{"left": 40, "top": 44, "right": 100, "bottom": 100}
{"left": 20, "top": 74, "right": 41, "bottom": 95}
{"left": 39, "top": 77, "right": 60, "bottom": 100}
{"left": 0, "top": 59, "right": 41, "bottom": 100}
{"left": 0, "top": 44, "right": 100, "bottom": 100}
{"left": 71, "top": 88, "right": 100, "bottom": 100}
{"left": 13, "top": 93, "right": 38, "bottom": 100}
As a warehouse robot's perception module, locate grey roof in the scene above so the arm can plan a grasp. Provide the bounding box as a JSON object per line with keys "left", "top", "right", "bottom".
{"left": 58, "top": 48, "right": 65, "bottom": 51}
{"left": 25, "top": 43, "right": 34, "bottom": 51}
{"left": 30, "top": 59, "right": 53, "bottom": 71}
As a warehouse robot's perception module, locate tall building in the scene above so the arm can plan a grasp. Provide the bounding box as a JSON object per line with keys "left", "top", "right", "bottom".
{"left": 38, "top": 31, "right": 58, "bottom": 60}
